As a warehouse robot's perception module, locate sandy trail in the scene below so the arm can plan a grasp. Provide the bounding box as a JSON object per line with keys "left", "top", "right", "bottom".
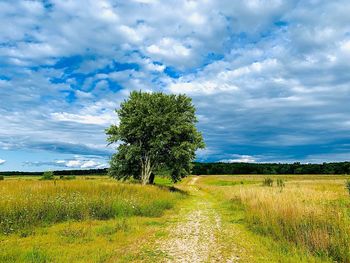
{"left": 189, "top": 177, "right": 199, "bottom": 185}
{"left": 157, "top": 177, "right": 234, "bottom": 263}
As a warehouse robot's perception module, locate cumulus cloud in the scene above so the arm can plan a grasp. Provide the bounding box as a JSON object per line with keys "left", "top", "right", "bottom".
{"left": 25, "top": 156, "right": 108, "bottom": 169}
{"left": 0, "top": 159, "right": 6, "bottom": 165}
{"left": 51, "top": 100, "right": 117, "bottom": 126}
{"left": 57, "top": 159, "right": 107, "bottom": 169}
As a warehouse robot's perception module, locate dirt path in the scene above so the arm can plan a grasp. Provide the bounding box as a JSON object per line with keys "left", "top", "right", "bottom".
{"left": 156, "top": 177, "right": 239, "bottom": 262}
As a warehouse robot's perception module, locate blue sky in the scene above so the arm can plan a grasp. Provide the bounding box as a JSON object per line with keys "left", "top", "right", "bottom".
{"left": 1, "top": 0, "right": 350, "bottom": 171}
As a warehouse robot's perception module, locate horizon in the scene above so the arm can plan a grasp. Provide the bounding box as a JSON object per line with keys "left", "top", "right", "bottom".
{"left": 1, "top": 1, "right": 350, "bottom": 171}
{"left": 2, "top": 160, "right": 350, "bottom": 173}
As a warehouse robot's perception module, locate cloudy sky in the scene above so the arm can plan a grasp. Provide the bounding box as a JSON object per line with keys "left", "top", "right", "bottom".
{"left": 1, "top": 0, "right": 350, "bottom": 171}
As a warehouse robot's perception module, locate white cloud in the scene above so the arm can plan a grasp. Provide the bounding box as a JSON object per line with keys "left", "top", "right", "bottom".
{"left": 220, "top": 155, "right": 257, "bottom": 163}
{"left": 169, "top": 81, "right": 238, "bottom": 95}
{"left": 146, "top": 38, "right": 191, "bottom": 64}
{"left": 51, "top": 100, "right": 118, "bottom": 126}
{"left": 55, "top": 158, "right": 107, "bottom": 169}
{"left": 51, "top": 112, "right": 114, "bottom": 125}
{"left": 0, "top": 159, "right": 6, "bottom": 165}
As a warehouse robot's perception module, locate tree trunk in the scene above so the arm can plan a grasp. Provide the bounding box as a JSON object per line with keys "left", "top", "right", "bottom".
{"left": 141, "top": 155, "right": 152, "bottom": 185}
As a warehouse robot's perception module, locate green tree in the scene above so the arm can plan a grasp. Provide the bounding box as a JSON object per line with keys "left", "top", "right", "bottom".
{"left": 106, "top": 91, "right": 205, "bottom": 185}
{"left": 41, "top": 171, "right": 54, "bottom": 180}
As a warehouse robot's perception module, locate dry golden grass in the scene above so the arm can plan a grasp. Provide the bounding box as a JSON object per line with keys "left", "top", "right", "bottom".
{"left": 200, "top": 175, "right": 350, "bottom": 262}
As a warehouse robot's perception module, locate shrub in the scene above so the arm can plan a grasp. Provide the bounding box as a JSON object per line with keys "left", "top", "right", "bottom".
{"left": 262, "top": 177, "right": 273, "bottom": 187}
{"left": 346, "top": 180, "right": 350, "bottom": 195}
{"left": 276, "top": 178, "right": 285, "bottom": 188}
{"left": 0, "top": 175, "right": 4, "bottom": 181}
{"left": 40, "top": 171, "right": 54, "bottom": 180}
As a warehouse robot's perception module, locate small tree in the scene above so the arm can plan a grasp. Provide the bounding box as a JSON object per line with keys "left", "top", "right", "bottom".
{"left": 41, "top": 171, "right": 54, "bottom": 180}
{"left": 106, "top": 91, "right": 205, "bottom": 185}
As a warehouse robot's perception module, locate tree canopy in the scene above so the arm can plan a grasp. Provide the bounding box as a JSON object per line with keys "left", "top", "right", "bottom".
{"left": 106, "top": 91, "right": 205, "bottom": 184}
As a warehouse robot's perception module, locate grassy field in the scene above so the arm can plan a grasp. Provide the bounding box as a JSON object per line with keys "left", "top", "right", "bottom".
{"left": 0, "top": 176, "right": 184, "bottom": 262}
{"left": 0, "top": 174, "right": 349, "bottom": 262}
{"left": 199, "top": 175, "right": 350, "bottom": 262}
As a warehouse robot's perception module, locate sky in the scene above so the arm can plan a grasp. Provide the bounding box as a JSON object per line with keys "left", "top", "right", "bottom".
{"left": 1, "top": 0, "right": 350, "bottom": 171}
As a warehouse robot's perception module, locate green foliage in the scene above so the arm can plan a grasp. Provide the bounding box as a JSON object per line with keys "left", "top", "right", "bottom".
{"left": 40, "top": 171, "right": 54, "bottom": 180}
{"left": 0, "top": 175, "right": 4, "bottom": 181}
{"left": 346, "top": 180, "right": 350, "bottom": 195}
{"left": 262, "top": 177, "right": 273, "bottom": 187}
{"left": 106, "top": 91, "right": 205, "bottom": 184}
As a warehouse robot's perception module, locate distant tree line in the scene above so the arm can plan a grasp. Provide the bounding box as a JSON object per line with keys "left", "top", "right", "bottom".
{"left": 1, "top": 162, "right": 350, "bottom": 176}
{"left": 192, "top": 162, "right": 350, "bottom": 175}
{"left": 0, "top": 168, "right": 108, "bottom": 176}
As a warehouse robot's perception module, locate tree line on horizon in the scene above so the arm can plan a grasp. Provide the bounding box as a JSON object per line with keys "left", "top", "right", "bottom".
{"left": 192, "top": 161, "right": 350, "bottom": 175}
{"left": 1, "top": 161, "right": 350, "bottom": 176}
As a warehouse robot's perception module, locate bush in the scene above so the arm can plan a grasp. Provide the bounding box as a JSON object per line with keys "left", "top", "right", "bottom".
{"left": 262, "top": 177, "right": 273, "bottom": 187}
{"left": 346, "top": 180, "right": 350, "bottom": 195}
{"left": 40, "top": 171, "right": 54, "bottom": 180}
{"left": 0, "top": 175, "right": 4, "bottom": 181}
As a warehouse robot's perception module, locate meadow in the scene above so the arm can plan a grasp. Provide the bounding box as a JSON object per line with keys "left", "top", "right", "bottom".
{"left": 0, "top": 174, "right": 349, "bottom": 262}
{"left": 199, "top": 175, "right": 350, "bottom": 262}
{"left": 0, "top": 176, "right": 184, "bottom": 262}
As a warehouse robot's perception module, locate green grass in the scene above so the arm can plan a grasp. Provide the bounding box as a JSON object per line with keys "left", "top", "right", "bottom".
{"left": 0, "top": 178, "right": 183, "bottom": 234}
{"left": 0, "top": 217, "right": 171, "bottom": 262}
{"left": 1, "top": 174, "right": 349, "bottom": 262}
{"left": 0, "top": 176, "right": 185, "bottom": 262}
{"left": 206, "top": 179, "right": 257, "bottom": 186}
{"left": 154, "top": 176, "right": 174, "bottom": 187}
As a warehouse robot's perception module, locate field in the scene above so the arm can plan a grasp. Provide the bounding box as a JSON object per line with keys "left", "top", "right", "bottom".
{"left": 0, "top": 174, "right": 349, "bottom": 262}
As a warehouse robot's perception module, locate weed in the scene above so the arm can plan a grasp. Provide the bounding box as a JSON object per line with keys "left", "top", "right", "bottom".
{"left": 277, "top": 179, "right": 285, "bottom": 191}
{"left": 24, "top": 247, "right": 49, "bottom": 263}
{"left": 346, "top": 180, "right": 350, "bottom": 195}
{"left": 96, "top": 219, "right": 129, "bottom": 236}
{"left": 262, "top": 177, "right": 273, "bottom": 187}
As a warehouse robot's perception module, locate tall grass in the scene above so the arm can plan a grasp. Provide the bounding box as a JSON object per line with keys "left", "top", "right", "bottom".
{"left": 234, "top": 182, "right": 350, "bottom": 262}
{"left": 198, "top": 175, "right": 350, "bottom": 262}
{"left": 0, "top": 179, "right": 183, "bottom": 234}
